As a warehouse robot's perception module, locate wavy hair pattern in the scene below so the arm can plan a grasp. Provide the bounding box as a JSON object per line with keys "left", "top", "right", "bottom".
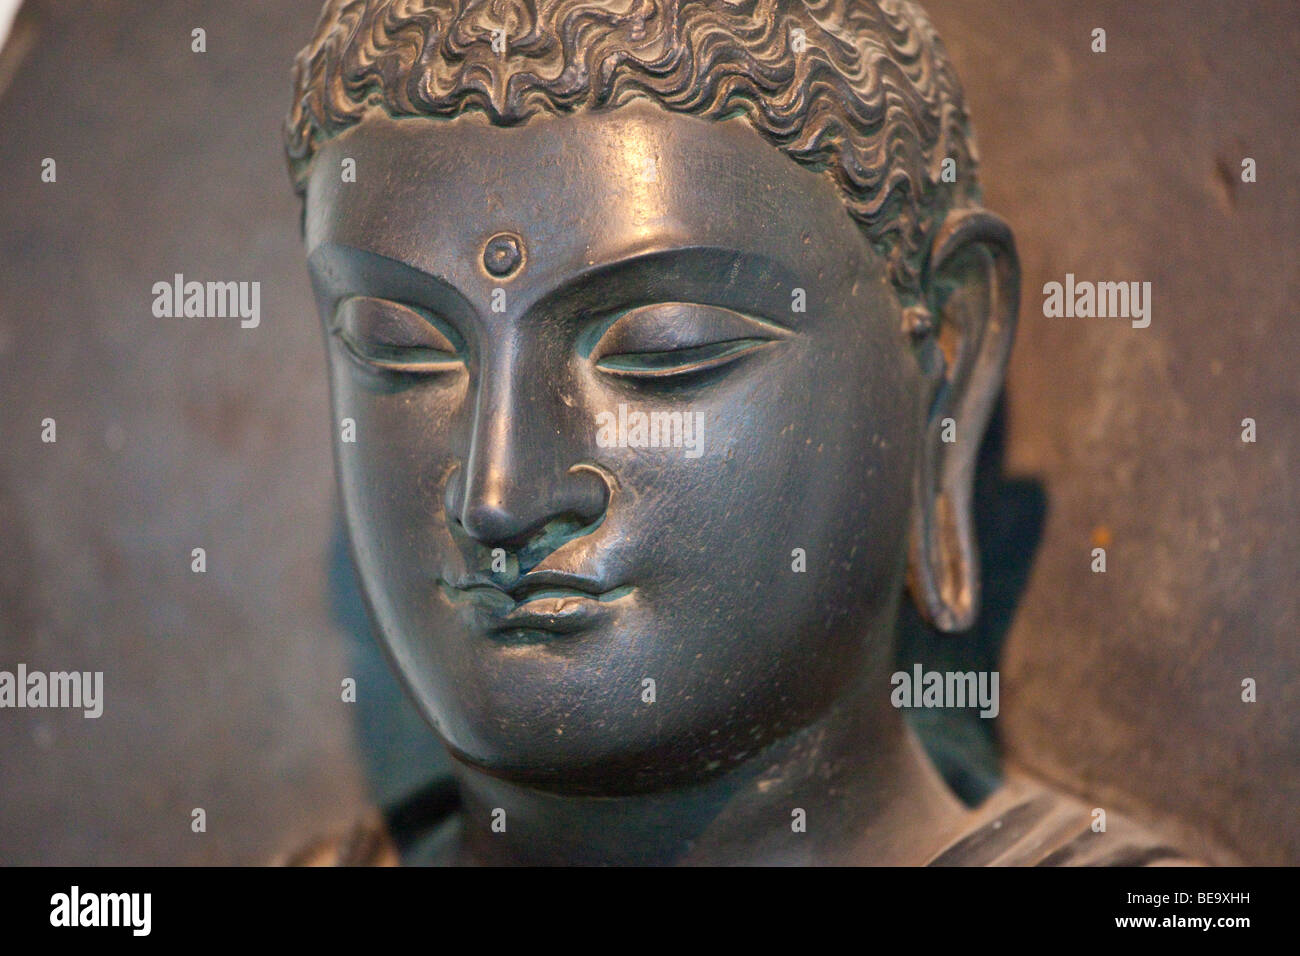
{"left": 285, "top": 0, "right": 979, "bottom": 296}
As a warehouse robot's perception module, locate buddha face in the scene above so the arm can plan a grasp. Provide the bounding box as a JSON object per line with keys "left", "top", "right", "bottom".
{"left": 304, "top": 101, "right": 930, "bottom": 792}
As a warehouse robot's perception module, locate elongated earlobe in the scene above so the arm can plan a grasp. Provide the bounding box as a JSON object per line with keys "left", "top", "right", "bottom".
{"left": 907, "top": 208, "right": 1020, "bottom": 632}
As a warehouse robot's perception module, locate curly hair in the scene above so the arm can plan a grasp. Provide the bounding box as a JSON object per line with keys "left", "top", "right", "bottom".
{"left": 285, "top": 0, "right": 979, "bottom": 297}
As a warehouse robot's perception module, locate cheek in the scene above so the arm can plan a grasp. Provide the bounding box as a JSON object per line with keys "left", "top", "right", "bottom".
{"left": 754, "top": 314, "right": 919, "bottom": 620}
{"left": 808, "top": 345, "right": 918, "bottom": 572}
{"left": 597, "top": 324, "right": 918, "bottom": 629}
{"left": 327, "top": 355, "right": 464, "bottom": 601}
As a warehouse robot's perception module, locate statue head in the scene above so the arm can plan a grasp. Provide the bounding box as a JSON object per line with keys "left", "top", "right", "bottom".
{"left": 285, "top": 0, "right": 1018, "bottom": 796}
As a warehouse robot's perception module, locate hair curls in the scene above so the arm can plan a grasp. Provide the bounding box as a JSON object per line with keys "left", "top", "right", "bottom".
{"left": 285, "top": 0, "right": 979, "bottom": 296}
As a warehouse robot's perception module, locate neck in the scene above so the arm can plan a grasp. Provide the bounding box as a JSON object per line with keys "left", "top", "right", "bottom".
{"left": 447, "top": 671, "right": 968, "bottom": 866}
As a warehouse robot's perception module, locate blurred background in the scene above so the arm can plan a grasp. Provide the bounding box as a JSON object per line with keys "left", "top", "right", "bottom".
{"left": 0, "top": 0, "right": 1295, "bottom": 865}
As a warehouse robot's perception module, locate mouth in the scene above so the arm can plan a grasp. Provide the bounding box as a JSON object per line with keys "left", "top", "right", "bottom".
{"left": 438, "top": 572, "right": 633, "bottom": 642}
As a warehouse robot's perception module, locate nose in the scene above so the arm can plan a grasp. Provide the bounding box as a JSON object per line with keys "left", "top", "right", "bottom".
{"left": 444, "top": 356, "right": 610, "bottom": 557}
{"left": 446, "top": 459, "right": 610, "bottom": 555}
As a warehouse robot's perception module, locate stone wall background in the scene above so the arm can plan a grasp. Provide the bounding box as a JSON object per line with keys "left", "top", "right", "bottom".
{"left": 927, "top": 0, "right": 1298, "bottom": 866}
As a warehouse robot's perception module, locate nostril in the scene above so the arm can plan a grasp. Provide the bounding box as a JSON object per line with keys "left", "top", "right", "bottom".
{"left": 442, "top": 460, "right": 467, "bottom": 522}
{"left": 511, "top": 511, "right": 607, "bottom": 572}
{"left": 444, "top": 460, "right": 616, "bottom": 561}
{"left": 568, "top": 461, "right": 615, "bottom": 522}
{"left": 443, "top": 459, "right": 520, "bottom": 545}
{"left": 456, "top": 509, "right": 604, "bottom": 568}
{"left": 457, "top": 500, "right": 521, "bottom": 549}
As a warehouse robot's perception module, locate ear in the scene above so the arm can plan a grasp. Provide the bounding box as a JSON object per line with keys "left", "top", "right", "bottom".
{"left": 906, "top": 208, "right": 1020, "bottom": 632}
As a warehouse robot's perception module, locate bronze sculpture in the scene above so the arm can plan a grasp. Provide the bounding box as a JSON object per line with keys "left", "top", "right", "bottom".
{"left": 284, "top": 0, "right": 1189, "bottom": 865}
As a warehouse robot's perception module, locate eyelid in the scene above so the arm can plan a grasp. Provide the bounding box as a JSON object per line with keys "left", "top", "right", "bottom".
{"left": 333, "top": 296, "right": 463, "bottom": 373}
{"left": 588, "top": 302, "right": 791, "bottom": 364}
{"left": 596, "top": 338, "right": 776, "bottom": 378}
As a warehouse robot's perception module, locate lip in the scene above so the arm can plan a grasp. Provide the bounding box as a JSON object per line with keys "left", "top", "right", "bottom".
{"left": 439, "top": 572, "right": 633, "bottom": 641}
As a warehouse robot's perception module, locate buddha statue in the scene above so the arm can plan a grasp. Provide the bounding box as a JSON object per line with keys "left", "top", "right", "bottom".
{"left": 282, "top": 0, "right": 1190, "bottom": 866}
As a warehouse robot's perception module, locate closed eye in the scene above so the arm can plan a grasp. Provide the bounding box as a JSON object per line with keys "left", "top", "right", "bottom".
{"left": 333, "top": 296, "right": 463, "bottom": 374}
{"left": 596, "top": 338, "right": 772, "bottom": 377}
{"left": 589, "top": 303, "right": 789, "bottom": 380}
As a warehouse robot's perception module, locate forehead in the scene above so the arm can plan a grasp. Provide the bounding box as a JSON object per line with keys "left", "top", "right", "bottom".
{"left": 304, "top": 101, "right": 883, "bottom": 296}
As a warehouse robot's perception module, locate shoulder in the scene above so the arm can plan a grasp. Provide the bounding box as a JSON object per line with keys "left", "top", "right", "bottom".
{"left": 278, "top": 777, "right": 461, "bottom": 867}
{"left": 926, "top": 771, "right": 1196, "bottom": 867}
{"left": 277, "top": 810, "right": 400, "bottom": 866}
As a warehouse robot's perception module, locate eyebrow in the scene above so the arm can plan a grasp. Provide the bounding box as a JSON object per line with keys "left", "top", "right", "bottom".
{"left": 307, "top": 242, "right": 479, "bottom": 329}
{"left": 530, "top": 245, "right": 804, "bottom": 329}
{"left": 309, "top": 241, "right": 806, "bottom": 330}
